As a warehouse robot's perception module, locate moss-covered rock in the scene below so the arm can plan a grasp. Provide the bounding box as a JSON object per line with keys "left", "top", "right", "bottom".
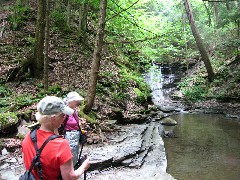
{"left": 0, "top": 112, "right": 19, "bottom": 135}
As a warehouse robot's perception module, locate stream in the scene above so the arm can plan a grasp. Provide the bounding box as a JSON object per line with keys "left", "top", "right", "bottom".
{"left": 164, "top": 113, "right": 240, "bottom": 180}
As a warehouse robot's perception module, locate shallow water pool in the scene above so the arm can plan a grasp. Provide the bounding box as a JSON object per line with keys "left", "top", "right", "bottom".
{"left": 163, "top": 113, "right": 240, "bottom": 180}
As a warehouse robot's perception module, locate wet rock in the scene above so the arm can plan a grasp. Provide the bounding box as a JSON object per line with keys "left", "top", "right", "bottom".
{"left": 91, "top": 166, "right": 175, "bottom": 180}
{"left": 160, "top": 117, "right": 177, "bottom": 126}
{"left": 88, "top": 123, "right": 174, "bottom": 179}
{"left": 0, "top": 163, "right": 9, "bottom": 170}
{"left": 6, "top": 157, "right": 17, "bottom": 163}
{"left": 163, "top": 130, "right": 176, "bottom": 138}
{"left": 1, "top": 148, "right": 9, "bottom": 155}
{"left": 123, "top": 114, "right": 148, "bottom": 124}
{"left": 16, "top": 125, "right": 30, "bottom": 138}
{"left": 158, "top": 105, "right": 176, "bottom": 113}
{"left": 109, "top": 108, "right": 124, "bottom": 124}
{"left": 152, "top": 111, "right": 165, "bottom": 121}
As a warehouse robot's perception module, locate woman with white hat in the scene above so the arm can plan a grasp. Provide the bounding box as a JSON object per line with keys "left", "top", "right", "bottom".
{"left": 61, "top": 91, "right": 85, "bottom": 166}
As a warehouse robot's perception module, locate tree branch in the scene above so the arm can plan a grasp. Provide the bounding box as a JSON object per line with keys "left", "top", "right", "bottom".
{"left": 107, "top": 0, "right": 156, "bottom": 35}
{"left": 107, "top": 0, "right": 140, "bottom": 21}
{"left": 105, "top": 34, "right": 163, "bottom": 44}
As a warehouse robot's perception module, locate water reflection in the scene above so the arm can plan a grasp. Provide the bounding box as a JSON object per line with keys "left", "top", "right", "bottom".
{"left": 163, "top": 113, "right": 240, "bottom": 180}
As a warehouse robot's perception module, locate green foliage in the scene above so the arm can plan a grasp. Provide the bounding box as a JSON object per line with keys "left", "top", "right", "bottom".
{"left": 0, "top": 112, "right": 18, "bottom": 127}
{"left": 9, "top": 0, "right": 31, "bottom": 30}
{"left": 25, "top": 35, "right": 35, "bottom": 46}
{"left": 112, "top": 91, "right": 127, "bottom": 102}
{"left": 0, "top": 85, "right": 12, "bottom": 111}
{"left": 0, "top": 85, "right": 11, "bottom": 97}
{"left": 96, "top": 83, "right": 105, "bottom": 94}
{"left": 97, "top": 74, "right": 113, "bottom": 95}
{"left": 48, "top": 85, "right": 62, "bottom": 94}
{"left": 51, "top": 10, "right": 70, "bottom": 32}
{"left": 0, "top": 93, "right": 37, "bottom": 112}
{"left": 110, "top": 68, "right": 151, "bottom": 103}
{"left": 0, "top": 84, "right": 66, "bottom": 114}
{"left": 133, "top": 88, "right": 147, "bottom": 104}
{"left": 207, "top": 61, "right": 240, "bottom": 100}
{"left": 79, "top": 103, "right": 98, "bottom": 124}
{"left": 178, "top": 75, "right": 208, "bottom": 102}
{"left": 15, "top": 94, "right": 36, "bottom": 107}
{"left": 37, "top": 84, "right": 64, "bottom": 97}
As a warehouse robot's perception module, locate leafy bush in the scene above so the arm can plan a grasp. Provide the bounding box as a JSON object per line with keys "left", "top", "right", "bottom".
{"left": 110, "top": 68, "right": 151, "bottom": 103}
{"left": 178, "top": 76, "right": 208, "bottom": 102}
{"left": 48, "top": 84, "right": 62, "bottom": 94}
{"left": 111, "top": 91, "right": 127, "bottom": 102}
{"left": 0, "top": 85, "right": 11, "bottom": 97}
{"left": 51, "top": 10, "right": 70, "bottom": 32}
{"left": 9, "top": 0, "right": 31, "bottom": 30}
{"left": 0, "top": 112, "right": 18, "bottom": 127}
{"left": 133, "top": 88, "right": 147, "bottom": 104}
{"left": 37, "top": 84, "right": 64, "bottom": 97}
{"left": 15, "top": 94, "right": 37, "bottom": 107}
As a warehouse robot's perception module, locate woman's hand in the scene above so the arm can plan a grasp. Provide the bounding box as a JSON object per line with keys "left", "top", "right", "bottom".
{"left": 81, "top": 157, "right": 90, "bottom": 171}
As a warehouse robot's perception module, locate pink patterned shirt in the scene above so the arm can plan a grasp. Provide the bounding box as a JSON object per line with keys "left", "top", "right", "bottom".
{"left": 64, "top": 112, "right": 80, "bottom": 131}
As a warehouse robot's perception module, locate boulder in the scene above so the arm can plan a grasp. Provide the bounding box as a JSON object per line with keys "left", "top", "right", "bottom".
{"left": 160, "top": 117, "right": 177, "bottom": 126}
{"left": 0, "top": 112, "right": 19, "bottom": 135}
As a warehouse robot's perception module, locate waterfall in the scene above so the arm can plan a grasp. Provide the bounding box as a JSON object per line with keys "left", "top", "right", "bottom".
{"left": 146, "top": 65, "right": 164, "bottom": 105}
{"left": 145, "top": 64, "right": 176, "bottom": 106}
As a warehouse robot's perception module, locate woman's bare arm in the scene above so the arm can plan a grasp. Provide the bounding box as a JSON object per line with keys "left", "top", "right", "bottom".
{"left": 60, "top": 158, "right": 90, "bottom": 180}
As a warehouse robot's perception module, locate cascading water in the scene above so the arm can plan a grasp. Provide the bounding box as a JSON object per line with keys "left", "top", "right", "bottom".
{"left": 144, "top": 64, "right": 179, "bottom": 108}
{"left": 144, "top": 65, "right": 164, "bottom": 105}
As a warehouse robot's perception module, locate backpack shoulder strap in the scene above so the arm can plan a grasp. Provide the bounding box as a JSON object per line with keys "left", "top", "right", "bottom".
{"left": 62, "top": 115, "right": 69, "bottom": 129}
{"left": 29, "top": 129, "right": 61, "bottom": 180}
{"left": 72, "top": 112, "right": 81, "bottom": 130}
{"left": 38, "top": 134, "right": 61, "bottom": 153}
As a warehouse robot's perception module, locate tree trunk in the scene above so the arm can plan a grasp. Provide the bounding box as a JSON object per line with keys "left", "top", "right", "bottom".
{"left": 78, "top": 4, "right": 83, "bottom": 32}
{"left": 226, "top": 1, "right": 230, "bottom": 11}
{"left": 203, "top": 2, "right": 212, "bottom": 28}
{"left": 212, "top": 2, "right": 219, "bottom": 31}
{"left": 234, "top": 0, "right": 239, "bottom": 7}
{"left": 82, "top": 3, "right": 88, "bottom": 32}
{"left": 184, "top": 0, "right": 214, "bottom": 82}
{"left": 79, "top": 3, "right": 88, "bottom": 33}
{"left": 44, "top": 0, "right": 50, "bottom": 91}
{"left": 181, "top": 9, "right": 189, "bottom": 70}
{"left": 55, "top": 0, "right": 61, "bottom": 9}
{"left": 237, "top": 14, "right": 239, "bottom": 59}
{"left": 21, "top": 0, "right": 29, "bottom": 6}
{"left": 67, "top": 0, "right": 71, "bottom": 28}
{"left": 33, "top": 0, "right": 46, "bottom": 78}
{"left": 84, "top": 0, "right": 107, "bottom": 113}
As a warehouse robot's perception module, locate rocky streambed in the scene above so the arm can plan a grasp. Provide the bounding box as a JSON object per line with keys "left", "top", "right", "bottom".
{"left": 0, "top": 121, "right": 175, "bottom": 180}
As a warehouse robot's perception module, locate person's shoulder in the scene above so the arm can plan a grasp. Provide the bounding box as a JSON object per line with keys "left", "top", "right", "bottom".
{"left": 22, "top": 131, "right": 31, "bottom": 144}
{"left": 52, "top": 136, "right": 68, "bottom": 145}
{"left": 48, "top": 136, "right": 70, "bottom": 150}
{"left": 54, "top": 137, "right": 71, "bottom": 151}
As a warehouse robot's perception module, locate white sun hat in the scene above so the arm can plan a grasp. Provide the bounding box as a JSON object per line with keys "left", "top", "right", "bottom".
{"left": 66, "top": 92, "right": 84, "bottom": 103}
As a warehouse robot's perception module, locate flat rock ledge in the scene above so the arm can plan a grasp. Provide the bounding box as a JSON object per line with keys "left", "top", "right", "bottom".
{"left": 84, "top": 123, "right": 175, "bottom": 179}
{"left": 0, "top": 123, "right": 175, "bottom": 180}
